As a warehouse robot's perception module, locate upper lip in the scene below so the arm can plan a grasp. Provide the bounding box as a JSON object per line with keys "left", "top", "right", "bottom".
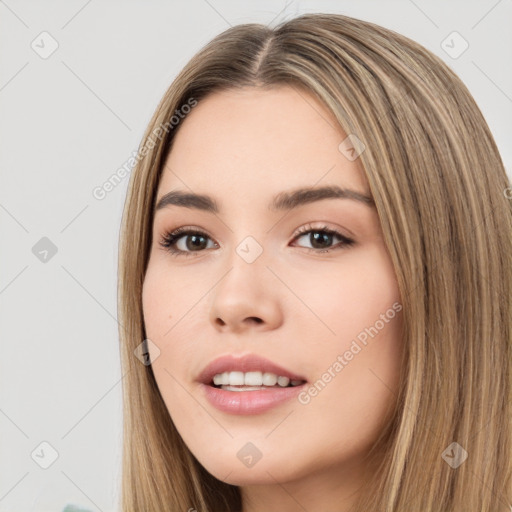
{"left": 197, "top": 353, "right": 308, "bottom": 385}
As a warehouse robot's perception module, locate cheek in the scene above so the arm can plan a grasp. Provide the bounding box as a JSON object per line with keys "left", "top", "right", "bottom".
{"left": 288, "top": 246, "right": 401, "bottom": 342}
{"left": 289, "top": 246, "right": 403, "bottom": 419}
{"left": 142, "top": 261, "right": 195, "bottom": 336}
{"left": 141, "top": 263, "right": 184, "bottom": 369}
{"left": 141, "top": 267, "right": 194, "bottom": 413}
{"left": 141, "top": 261, "right": 205, "bottom": 379}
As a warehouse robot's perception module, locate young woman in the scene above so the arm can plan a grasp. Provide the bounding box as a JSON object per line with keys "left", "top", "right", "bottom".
{"left": 117, "top": 12, "right": 512, "bottom": 512}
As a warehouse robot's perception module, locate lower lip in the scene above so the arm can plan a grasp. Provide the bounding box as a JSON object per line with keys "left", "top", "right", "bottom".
{"left": 200, "top": 383, "right": 306, "bottom": 415}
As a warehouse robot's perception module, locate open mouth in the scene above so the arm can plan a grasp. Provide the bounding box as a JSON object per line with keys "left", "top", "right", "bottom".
{"left": 209, "top": 377, "right": 307, "bottom": 390}
{"left": 198, "top": 354, "right": 308, "bottom": 393}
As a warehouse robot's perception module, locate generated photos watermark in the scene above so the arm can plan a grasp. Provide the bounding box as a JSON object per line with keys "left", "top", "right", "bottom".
{"left": 298, "top": 301, "right": 403, "bottom": 405}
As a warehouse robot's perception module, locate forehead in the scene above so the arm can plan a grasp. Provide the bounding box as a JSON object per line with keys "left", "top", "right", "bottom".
{"left": 157, "top": 85, "right": 369, "bottom": 203}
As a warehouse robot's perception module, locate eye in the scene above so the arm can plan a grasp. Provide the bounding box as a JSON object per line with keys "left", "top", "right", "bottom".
{"left": 158, "top": 226, "right": 217, "bottom": 257}
{"left": 291, "top": 223, "right": 355, "bottom": 253}
{"left": 158, "top": 223, "right": 355, "bottom": 257}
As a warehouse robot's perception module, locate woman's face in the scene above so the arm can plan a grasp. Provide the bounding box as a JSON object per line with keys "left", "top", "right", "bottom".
{"left": 142, "top": 85, "right": 404, "bottom": 501}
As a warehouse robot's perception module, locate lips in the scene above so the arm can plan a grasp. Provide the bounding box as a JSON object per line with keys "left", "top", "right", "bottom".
{"left": 197, "top": 353, "right": 308, "bottom": 386}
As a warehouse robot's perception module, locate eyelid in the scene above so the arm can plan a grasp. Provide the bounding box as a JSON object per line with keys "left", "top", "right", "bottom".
{"left": 158, "top": 222, "right": 355, "bottom": 257}
{"left": 292, "top": 222, "right": 354, "bottom": 242}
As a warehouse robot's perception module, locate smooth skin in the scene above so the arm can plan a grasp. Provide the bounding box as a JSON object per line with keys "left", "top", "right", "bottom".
{"left": 142, "top": 85, "right": 404, "bottom": 512}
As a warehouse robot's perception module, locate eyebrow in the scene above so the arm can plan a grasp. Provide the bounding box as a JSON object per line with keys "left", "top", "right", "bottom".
{"left": 154, "top": 185, "right": 375, "bottom": 214}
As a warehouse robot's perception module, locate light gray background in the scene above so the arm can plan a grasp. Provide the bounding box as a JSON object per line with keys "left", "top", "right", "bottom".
{"left": 1, "top": 1, "right": 511, "bottom": 511}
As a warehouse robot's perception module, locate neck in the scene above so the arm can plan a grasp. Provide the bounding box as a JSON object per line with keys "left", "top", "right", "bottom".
{"left": 240, "top": 455, "right": 369, "bottom": 512}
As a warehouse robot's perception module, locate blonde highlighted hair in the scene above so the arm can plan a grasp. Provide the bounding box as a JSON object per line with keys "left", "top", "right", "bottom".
{"left": 117, "top": 12, "right": 512, "bottom": 511}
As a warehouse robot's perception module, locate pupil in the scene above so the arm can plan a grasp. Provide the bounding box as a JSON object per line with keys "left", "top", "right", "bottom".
{"left": 311, "top": 232, "right": 331, "bottom": 249}
{"left": 187, "top": 234, "right": 206, "bottom": 250}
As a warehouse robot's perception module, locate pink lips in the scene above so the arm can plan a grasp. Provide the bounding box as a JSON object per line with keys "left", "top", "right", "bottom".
{"left": 201, "top": 383, "right": 306, "bottom": 415}
{"left": 197, "top": 353, "right": 308, "bottom": 415}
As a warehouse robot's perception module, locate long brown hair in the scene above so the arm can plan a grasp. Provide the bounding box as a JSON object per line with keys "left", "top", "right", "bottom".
{"left": 117, "top": 12, "right": 512, "bottom": 511}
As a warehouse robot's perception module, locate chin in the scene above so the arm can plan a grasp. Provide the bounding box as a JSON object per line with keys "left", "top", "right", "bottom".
{"left": 197, "top": 454, "right": 295, "bottom": 486}
{"left": 213, "top": 466, "right": 283, "bottom": 486}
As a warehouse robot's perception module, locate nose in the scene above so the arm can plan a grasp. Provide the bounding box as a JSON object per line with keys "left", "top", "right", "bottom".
{"left": 209, "top": 255, "right": 284, "bottom": 334}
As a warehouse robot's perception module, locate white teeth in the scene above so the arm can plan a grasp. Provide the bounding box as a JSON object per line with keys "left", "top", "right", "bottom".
{"left": 277, "top": 376, "right": 290, "bottom": 387}
{"left": 262, "top": 373, "right": 277, "bottom": 386}
{"left": 230, "top": 371, "right": 245, "bottom": 386}
{"left": 212, "top": 371, "right": 304, "bottom": 387}
{"left": 245, "top": 371, "right": 262, "bottom": 386}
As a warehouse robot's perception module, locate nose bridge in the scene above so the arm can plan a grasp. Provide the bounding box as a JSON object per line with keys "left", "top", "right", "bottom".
{"left": 208, "top": 232, "right": 283, "bottom": 331}
{"left": 218, "top": 233, "right": 269, "bottom": 299}
{"left": 234, "top": 234, "right": 266, "bottom": 266}
{"left": 218, "top": 213, "right": 270, "bottom": 272}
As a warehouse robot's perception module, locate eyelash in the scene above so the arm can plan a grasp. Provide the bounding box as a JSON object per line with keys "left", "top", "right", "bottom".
{"left": 158, "top": 223, "right": 355, "bottom": 258}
